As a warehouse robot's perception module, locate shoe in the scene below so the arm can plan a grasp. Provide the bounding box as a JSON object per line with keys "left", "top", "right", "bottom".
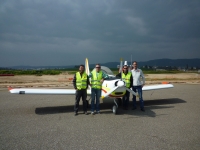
{"left": 84, "top": 112, "right": 88, "bottom": 115}
{"left": 74, "top": 112, "right": 78, "bottom": 116}
{"left": 91, "top": 112, "right": 95, "bottom": 115}
{"left": 141, "top": 108, "right": 145, "bottom": 112}
{"left": 132, "top": 107, "right": 137, "bottom": 110}
{"left": 97, "top": 111, "right": 101, "bottom": 114}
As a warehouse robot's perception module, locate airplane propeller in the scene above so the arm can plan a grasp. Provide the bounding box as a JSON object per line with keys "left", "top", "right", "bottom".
{"left": 101, "top": 59, "right": 138, "bottom": 99}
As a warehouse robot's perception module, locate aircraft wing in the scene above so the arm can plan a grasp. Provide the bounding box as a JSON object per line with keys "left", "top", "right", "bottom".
{"left": 142, "top": 84, "right": 174, "bottom": 91}
{"left": 9, "top": 88, "right": 91, "bottom": 95}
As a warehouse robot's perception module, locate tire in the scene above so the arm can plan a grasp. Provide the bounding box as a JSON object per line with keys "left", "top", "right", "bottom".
{"left": 112, "top": 105, "right": 117, "bottom": 115}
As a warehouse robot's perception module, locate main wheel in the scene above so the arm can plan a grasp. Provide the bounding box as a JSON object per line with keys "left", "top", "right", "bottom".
{"left": 112, "top": 105, "right": 117, "bottom": 115}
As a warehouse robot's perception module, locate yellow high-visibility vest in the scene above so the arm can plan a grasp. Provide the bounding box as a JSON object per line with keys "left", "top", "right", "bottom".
{"left": 91, "top": 70, "right": 103, "bottom": 89}
{"left": 76, "top": 72, "right": 87, "bottom": 90}
{"left": 122, "top": 72, "right": 131, "bottom": 88}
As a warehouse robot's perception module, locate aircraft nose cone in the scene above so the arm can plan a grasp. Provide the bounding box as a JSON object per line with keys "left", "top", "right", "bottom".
{"left": 117, "top": 81, "right": 125, "bottom": 87}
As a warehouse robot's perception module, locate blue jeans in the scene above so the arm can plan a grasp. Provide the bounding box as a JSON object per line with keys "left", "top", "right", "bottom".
{"left": 91, "top": 88, "right": 101, "bottom": 112}
{"left": 132, "top": 86, "right": 144, "bottom": 109}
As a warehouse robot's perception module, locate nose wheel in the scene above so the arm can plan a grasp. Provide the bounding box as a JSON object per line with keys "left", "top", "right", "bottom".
{"left": 112, "top": 99, "right": 118, "bottom": 115}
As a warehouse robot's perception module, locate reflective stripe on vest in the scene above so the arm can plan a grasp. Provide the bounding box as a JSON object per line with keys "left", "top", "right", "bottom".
{"left": 91, "top": 70, "right": 103, "bottom": 89}
{"left": 122, "top": 72, "right": 131, "bottom": 88}
{"left": 76, "top": 72, "right": 87, "bottom": 90}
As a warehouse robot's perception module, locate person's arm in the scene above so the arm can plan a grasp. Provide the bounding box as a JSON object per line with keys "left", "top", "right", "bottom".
{"left": 103, "top": 72, "right": 109, "bottom": 79}
{"left": 100, "top": 72, "right": 108, "bottom": 83}
{"left": 72, "top": 74, "right": 77, "bottom": 89}
{"left": 116, "top": 73, "right": 121, "bottom": 78}
{"left": 140, "top": 70, "right": 145, "bottom": 87}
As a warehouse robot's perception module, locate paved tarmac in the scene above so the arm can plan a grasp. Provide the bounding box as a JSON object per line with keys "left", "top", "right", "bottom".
{"left": 0, "top": 84, "right": 200, "bottom": 150}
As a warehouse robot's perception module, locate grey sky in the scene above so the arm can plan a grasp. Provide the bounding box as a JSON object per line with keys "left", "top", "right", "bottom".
{"left": 0, "top": 0, "right": 200, "bottom": 67}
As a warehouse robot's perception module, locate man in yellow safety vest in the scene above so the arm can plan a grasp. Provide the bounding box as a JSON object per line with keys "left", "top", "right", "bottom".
{"left": 89, "top": 64, "right": 109, "bottom": 115}
{"left": 73, "top": 65, "right": 90, "bottom": 116}
{"left": 116, "top": 65, "right": 133, "bottom": 110}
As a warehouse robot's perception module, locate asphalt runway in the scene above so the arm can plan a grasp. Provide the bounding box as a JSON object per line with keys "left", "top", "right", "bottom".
{"left": 0, "top": 84, "right": 200, "bottom": 150}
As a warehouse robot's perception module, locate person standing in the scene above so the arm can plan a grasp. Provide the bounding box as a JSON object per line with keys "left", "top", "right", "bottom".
{"left": 89, "top": 64, "right": 109, "bottom": 115}
{"left": 131, "top": 61, "right": 145, "bottom": 111}
{"left": 116, "top": 65, "right": 133, "bottom": 110}
{"left": 73, "top": 65, "right": 90, "bottom": 116}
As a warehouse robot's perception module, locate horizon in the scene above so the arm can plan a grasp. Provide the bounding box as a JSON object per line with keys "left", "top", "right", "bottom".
{"left": 1, "top": 58, "right": 200, "bottom": 68}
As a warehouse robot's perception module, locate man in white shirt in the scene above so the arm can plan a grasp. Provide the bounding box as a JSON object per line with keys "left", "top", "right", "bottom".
{"left": 131, "top": 61, "right": 145, "bottom": 111}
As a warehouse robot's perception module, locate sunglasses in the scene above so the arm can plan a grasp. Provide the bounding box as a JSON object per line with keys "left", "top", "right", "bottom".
{"left": 96, "top": 67, "right": 100, "bottom": 68}
{"left": 123, "top": 68, "right": 128, "bottom": 69}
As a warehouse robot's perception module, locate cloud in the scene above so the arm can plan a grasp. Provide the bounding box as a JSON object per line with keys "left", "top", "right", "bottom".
{"left": 0, "top": 0, "right": 200, "bottom": 66}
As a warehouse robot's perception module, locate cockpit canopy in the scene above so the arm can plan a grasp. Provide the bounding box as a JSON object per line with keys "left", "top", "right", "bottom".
{"left": 92, "top": 66, "right": 119, "bottom": 80}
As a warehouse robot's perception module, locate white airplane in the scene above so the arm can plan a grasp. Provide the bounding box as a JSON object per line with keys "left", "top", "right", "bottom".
{"left": 9, "top": 58, "right": 174, "bottom": 114}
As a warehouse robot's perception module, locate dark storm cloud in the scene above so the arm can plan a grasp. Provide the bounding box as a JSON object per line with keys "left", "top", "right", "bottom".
{"left": 0, "top": 0, "right": 200, "bottom": 66}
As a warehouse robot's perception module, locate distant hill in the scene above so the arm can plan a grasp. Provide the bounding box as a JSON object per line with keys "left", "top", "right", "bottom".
{"left": 5, "top": 58, "right": 200, "bottom": 69}
{"left": 99, "top": 58, "right": 200, "bottom": 68}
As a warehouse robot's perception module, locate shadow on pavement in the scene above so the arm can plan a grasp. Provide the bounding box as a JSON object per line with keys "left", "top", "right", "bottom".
{"left": 35, "top": 98, "right": 185, "bottom": 116}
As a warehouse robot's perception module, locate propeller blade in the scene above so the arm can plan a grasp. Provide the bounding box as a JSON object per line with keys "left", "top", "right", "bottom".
{"left": 101, "top": 86, "right": 119, "bottom": 99}
{"left": 125, "top": 87, "right": 138, "bottom": 97}
{"left": 120, "top": 58, "right": 123, "bottom": 81}
{"left": 85, "top": 58, "right": 91, "bottom": 90}
{"left": 85, "top": 58, "right": 90, "bottom": 76}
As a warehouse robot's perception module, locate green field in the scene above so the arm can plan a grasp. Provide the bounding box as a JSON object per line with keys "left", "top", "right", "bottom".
{"left": 0, "top": 68, "right": 193, "bottom": 75}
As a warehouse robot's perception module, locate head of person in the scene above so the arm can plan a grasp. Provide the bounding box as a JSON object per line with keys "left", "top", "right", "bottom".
{"left": 132, "top": 61, "right": 138, "bottom": 69}
{"left": 123, "top": 65, "right": 128, "bottom": 73}
{"left": 95, "top": 64, "right": 101, "bottom": 72}
{"left": 79, "top": 64, "right": 85, "bottom": 73}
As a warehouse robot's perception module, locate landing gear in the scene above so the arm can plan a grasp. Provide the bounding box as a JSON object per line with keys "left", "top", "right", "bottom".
{"left": 112, "top": 99, "right": 118, "bottom": 115}
{"left": 117, "top": 98, "right": 122, "bottom": 106}
{"left": 112, "top": 105, "right": 117, "bottom": 114}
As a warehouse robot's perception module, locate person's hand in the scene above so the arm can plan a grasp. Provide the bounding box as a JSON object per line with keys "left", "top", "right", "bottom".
{"left": 100, "top": 79, "right": 104, "bottom": 83}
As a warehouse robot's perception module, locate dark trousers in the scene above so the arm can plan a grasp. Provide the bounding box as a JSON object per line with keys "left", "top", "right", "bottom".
{"left": 74, "top": 89, "right": 87, "bottom": 113}
{"left": 122, "top": 91, "right": 130, "bottom": 108}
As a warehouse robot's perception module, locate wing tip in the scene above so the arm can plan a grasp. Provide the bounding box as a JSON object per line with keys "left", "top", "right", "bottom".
{"left": 162, "top": 81, "right": 169, "bottom": 84}
{"left": 8, "top": 86, "right": 13, "bottom": 91}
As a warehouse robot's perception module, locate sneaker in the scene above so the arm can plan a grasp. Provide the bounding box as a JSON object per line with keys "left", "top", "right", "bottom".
{"left": 97, "top": 111, "right": 101, "bottom": 114}
{"left": 74, "top": 112, "right": 78, "bottom": 116}
{"left": 91, "top": 112, "right": 95, "bottom": 115}
{"left": 141, "top": 108, "right": 145, "bottom": 112}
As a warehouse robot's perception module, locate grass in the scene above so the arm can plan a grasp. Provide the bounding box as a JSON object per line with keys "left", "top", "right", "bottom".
{"left": 0, "top": 69, "right": 197, "bottom": 75}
